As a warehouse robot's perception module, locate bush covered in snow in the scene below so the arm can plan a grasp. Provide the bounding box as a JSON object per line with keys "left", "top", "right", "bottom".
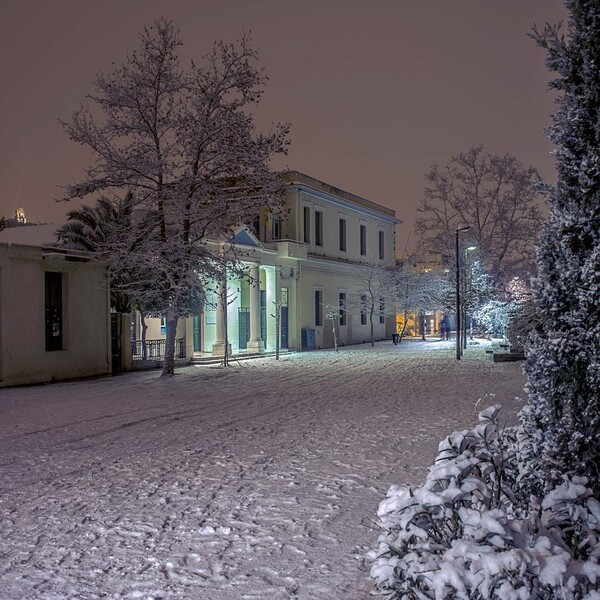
{"left": 473, "top": 300, "right": 514, "bottom": 338}
{"left": 371, "top": 406, "right": 600, "bottom": 599}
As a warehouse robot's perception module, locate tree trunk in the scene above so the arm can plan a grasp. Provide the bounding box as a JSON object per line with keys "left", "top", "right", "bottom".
{"left": 275, "top": 302, "right": 280, "bottom": 360}
{"left": 222, "top": 287, "right": 229, "bottom": 367}
{"left": 161, "top": 308, "right": 178, "bottom": 377}
{"left": 332, "top": 319, "right": 338, "bottom": 352}
{"left": 370, "top": 311, "right": 375, "bottom": 347}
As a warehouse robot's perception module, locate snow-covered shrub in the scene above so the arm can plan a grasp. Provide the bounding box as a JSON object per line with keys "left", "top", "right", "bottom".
{"left": 371, "top": 406, "right": 600, "bottom": 599}
{"left": 473, "top": 300, "right": 514, "bottom": 338}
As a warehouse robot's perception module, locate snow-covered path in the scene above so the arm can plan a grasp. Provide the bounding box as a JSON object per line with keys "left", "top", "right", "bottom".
{"left": 0, "top": 340, "right": 526, "bottom": 599}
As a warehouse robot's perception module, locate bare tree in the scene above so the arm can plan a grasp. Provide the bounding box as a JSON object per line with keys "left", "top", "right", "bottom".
{"left": 416, "top": 146, "right": 544, "bottom": 287}
{"left": 324, "top": 304, "right": 340, "bottom": 352}
{"left": 349, "top": 262, "right": 395, "bottom": 347}
{"left": 391, "top": 259, "right": 446, "bottom": 340}
{"left": 58, "top": 19, "right": 289, "bottom": 376}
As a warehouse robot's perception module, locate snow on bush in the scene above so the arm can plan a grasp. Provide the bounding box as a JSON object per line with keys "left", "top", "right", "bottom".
{"left": 473, "top": 300, "right": 514, "bottom": 338}
{"left": 370, "top": 406, "right": 600, "bottom": 599}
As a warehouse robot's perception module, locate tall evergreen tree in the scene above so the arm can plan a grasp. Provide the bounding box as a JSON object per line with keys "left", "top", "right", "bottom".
{"left": 525, "top": 1, "right": 600, "bottom": 492}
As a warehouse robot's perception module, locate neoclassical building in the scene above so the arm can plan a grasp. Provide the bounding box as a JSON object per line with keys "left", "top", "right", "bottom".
{"left": 135, "top": 171, "right": 401, "bottom": 359}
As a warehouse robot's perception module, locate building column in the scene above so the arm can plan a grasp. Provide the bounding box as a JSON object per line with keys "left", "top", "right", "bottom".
{"left": 265, "top": 265, "right": 277, "bottom": 350}
{"left": 246, "top": 263, "right": 265, "bottom": 353}
{"left": 212, "top": 279, "right": 232, "bottom": 357}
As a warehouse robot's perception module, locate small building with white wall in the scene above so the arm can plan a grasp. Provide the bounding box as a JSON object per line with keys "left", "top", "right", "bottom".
{"left": 0, "top": 225, "right": 111, "bottom": 387}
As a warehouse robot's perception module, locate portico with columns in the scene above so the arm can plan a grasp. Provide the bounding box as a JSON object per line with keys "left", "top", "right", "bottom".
{"left": 245, "top": 263, "right": 265, "bottom": 354}
{"left": 204, "top": 260, "right": 282, "bottom": 357}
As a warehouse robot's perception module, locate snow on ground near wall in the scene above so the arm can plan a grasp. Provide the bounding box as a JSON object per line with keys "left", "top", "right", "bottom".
{"left": 0, "top": 339, "right": 526, "bottom": 600}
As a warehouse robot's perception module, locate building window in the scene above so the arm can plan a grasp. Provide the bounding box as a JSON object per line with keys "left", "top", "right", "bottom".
{"left": 205, "top": 292, "right": 217, "bottom": 324}
{"left": 379, "top": 230, "right": 385, "bottom": 260}
{"left": 303, "top": 206, "right": 311, "bottom": 244}
{"left": 315, "top": 209, "right": 323, "bottom": 246}
{"left": 379, "top": 297, "right": 385, "bottom": 324}
{"left": 360, "top": 293, "right": 367, "bottom": 325}
{"left": 339, "top": 217, "right": 347, "bottom": 252}
{"left": 360, "top": 223, "right": 367, "bottom": 256}
{"left": 45, "top": 272, "right": 63, "bottom": 351}
{"left": 315, "top": 290, "right": 323, "bottom": 326}
{"left": 252, "top": 216, "right": 261, "bottom": 239}
{"left": 272, "top": 216, "right": 282, "bottom": 240}
{"left": 339, "top": 292, "right": 347, "bottom": 326}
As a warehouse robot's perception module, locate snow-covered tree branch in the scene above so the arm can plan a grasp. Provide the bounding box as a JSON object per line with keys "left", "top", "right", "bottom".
{"left": 57, "top": 19, "right": 290, "bottom": 376}
{"left": 416, "top": 146, "right": 544, "bottom": 287}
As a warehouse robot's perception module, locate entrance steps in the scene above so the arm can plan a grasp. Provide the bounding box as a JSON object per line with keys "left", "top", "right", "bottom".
{"left": 191, "top": 349, "right": 295, "bottom": 365}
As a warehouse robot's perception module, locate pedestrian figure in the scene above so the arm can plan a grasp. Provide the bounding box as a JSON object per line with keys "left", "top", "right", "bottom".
{"left": 440, "top": 320, "right": 446, "bottom": 341}
{"left": 441, "top": 315, "right": 451, "bottom": 341}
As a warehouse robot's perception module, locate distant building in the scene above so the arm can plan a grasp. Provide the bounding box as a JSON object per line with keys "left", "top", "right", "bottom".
{"left": 0, "top": 207, "right": 32, "bottom": 230}
{"left": 15, "top": 207, "right": 26, "bottom": 224}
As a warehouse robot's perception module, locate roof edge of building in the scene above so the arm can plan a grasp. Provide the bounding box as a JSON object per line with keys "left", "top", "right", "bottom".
{"left": 281, "top": 170, "right": 400, "bottom": 223}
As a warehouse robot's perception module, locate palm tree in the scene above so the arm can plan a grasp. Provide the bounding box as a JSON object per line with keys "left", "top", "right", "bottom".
{"left": 54, "top": 193, "right": 134, "bottom": 313}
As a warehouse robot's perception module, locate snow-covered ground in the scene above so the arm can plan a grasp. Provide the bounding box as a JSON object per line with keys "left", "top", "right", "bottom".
{"left": 0, "top": 339, "right": 527, "bottom": 599}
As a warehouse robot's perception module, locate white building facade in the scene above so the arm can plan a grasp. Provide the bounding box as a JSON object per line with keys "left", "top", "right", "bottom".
{"left": 0, "top": 232, "right": 112, "bottom": 387}
{"left": 134, "top": 171, "right": 401, "bottom": 358}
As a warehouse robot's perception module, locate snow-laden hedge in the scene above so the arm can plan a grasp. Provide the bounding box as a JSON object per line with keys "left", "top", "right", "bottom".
{"left": 370, "top": 406, "right": 600, "bottom": 599}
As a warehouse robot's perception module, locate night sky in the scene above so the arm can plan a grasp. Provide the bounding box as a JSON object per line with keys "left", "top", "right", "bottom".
{"left": 1, "top": 0, "right": 568, "bottom": 248}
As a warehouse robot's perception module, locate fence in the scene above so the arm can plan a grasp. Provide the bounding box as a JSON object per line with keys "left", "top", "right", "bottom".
{"left": 131, "top": 338, "right": 185, "bottom": 361}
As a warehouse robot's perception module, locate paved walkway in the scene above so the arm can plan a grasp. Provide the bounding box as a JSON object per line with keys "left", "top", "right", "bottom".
{"left": 0, "top": 339, "right": 527, "bottom": 599}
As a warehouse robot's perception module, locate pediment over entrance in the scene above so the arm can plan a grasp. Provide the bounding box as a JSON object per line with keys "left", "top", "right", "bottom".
{"left": 229, "top": 226, "right": 261, "bottom": 248}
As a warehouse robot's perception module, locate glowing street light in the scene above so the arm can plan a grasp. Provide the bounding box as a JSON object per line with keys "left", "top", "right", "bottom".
{"left": 455, "top": 226, "right": 471, "bottom": 361}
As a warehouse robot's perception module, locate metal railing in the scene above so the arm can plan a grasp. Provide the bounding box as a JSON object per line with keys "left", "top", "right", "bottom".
{"left": 132, "top": 338, "right": 185, "bottom": 361}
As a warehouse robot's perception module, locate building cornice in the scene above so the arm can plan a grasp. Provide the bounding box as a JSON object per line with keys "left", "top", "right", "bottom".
{"left": 282, "top": 170, "right": 402, "bottom": 225}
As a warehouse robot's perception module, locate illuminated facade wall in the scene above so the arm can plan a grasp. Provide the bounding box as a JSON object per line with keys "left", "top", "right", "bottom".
{"left": 138, "top": 171, "right": 401, "bottom": 355}
{"left": 0, "top": 242, "right": 111, "bottom": 387}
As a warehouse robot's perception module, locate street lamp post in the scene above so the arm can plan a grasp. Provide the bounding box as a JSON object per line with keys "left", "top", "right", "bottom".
{"left": 456, "top": 226, "right": 471, "bottom": 361}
